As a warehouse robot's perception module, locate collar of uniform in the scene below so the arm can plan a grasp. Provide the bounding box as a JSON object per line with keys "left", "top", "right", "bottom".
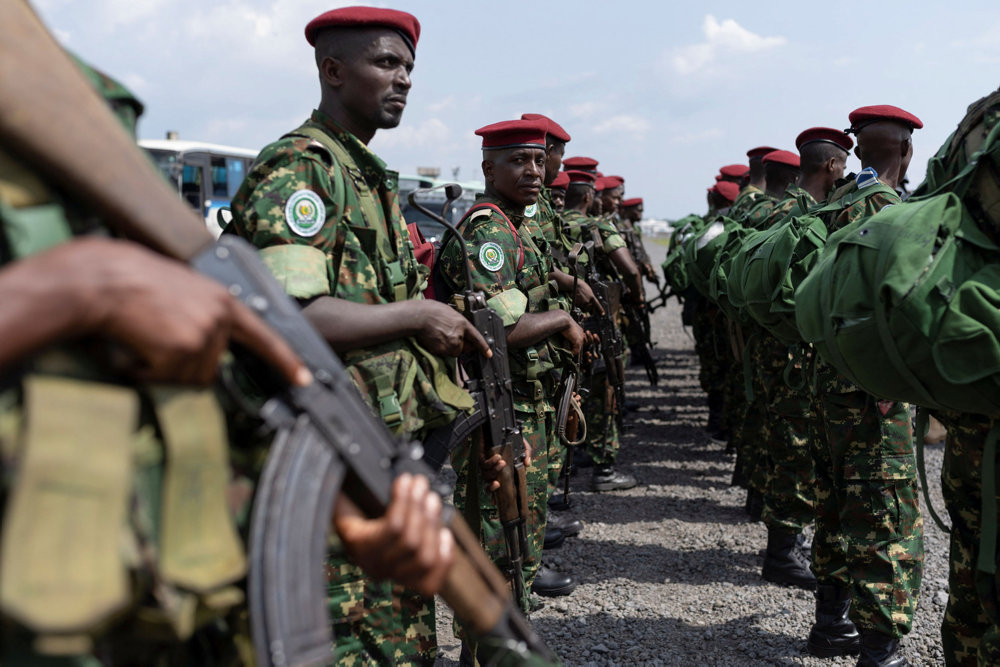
{"left": 309, "top": 109, "right": 388, "bottom": 180}
{"left": 475, "top": 193, "right": 526, "bottom": 226}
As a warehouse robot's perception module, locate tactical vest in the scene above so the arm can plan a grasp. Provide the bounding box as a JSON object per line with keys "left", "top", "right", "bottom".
{"left": 283, "top": 123, "right": 473, "bottom": 435}
{"left": 0, "top": 150, "right": 247, "bottom": 654}
{"left": 661, "top": 214, "right": 703, "bottom": 296}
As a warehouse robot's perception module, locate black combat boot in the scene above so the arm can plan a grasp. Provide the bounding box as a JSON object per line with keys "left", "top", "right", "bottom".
{"left": 807, "top": 584, "right": 860, "bottom": 657}
{"left": 706, "top": 391, "right": 724, "bottom": 437}
{"left": 592, "top": 465, "right": 637, "bottom": 492}
{"left": 547, "top": 511, "right": 583, "bottom": 537}
{"left": 856, "top": 629, "right": 908, "bottom": 666}
{"left": 745, "top": 488, "right": 764, "bottom": 522}
{"left": 762, "top": 528, "right": 817, "bottom": 590}
{"left": 531, "top": 564, "right": 576, "bottom": 597}
{"left": 543, "top": 524, "right": 564, "bottom": 550}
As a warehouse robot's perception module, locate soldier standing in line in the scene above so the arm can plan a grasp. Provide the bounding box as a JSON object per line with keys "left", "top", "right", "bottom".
{"left": 727, "top": 146, "right": 776, "bottom": 218}
{"left": 806, "top": 105, "right": 924, "bottom": 666}
{"left": 437, "top": 119, "right": 591, "bottom": 612}
{"left": 227, "top": 7, "right": 492, "bottom": 664}
{"left": 548, "top": 171, "right": 569, "bottom": 213}
{"left": 0, "top": 21, "right": 455, "bottom": 665}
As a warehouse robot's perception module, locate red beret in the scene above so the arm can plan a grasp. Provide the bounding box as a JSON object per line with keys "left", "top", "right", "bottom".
{"left": 762, "top": 150, "right": 800, "bottom": 168}
{"left": 847, "top": 105, "right": 923, "bottom": 133}
{"left": 565, "top": 170, "right": 596, "bottom": 185}
{"left": 305, "top": 7, "right": 420, "bottom": 53}
{"left": 714, "top": 174, "right": 723, "bottom": 182}
{"left": 622, "top": 197, "right": 643, "bottom": 208}
{"left": 711, "top": 181, "right": 739, "bottom": 203}
{"left": 747, "top": 146, "right": 778, "bottom": 159}
{"left": 594, "top": 176, "right": 609, "bottom": 192}
{"left": 563, "top": 156, "right": 599, "bottom": 172}
{"left": 550, "top": 171, "right": 570, "bottom": 189}
{"left": 475, "top": 119, "right": 548, "bottom": 150}
{"left": 604, "top": 175, "right": 625, "bottom": 188}
{"left": 719, "top": 164, "right": 749, "bottom": 178}
{"left": 796, "top": 127, "right": 853, "bottom": 153}
{"left": 521, "top": 113, "right": 571, "bottom": 142}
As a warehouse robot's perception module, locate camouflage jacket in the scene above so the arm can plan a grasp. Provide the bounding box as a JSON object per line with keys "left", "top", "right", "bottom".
{"left": 228, "top": 110, "right": 471, "bottom": 436}
{"left": 761, "top": 185, "right": 817, "bottom": 229}
{"left": 727, "top": 184, "right": 765, "bottom": 221}
{"left": 437, "top": 194, "right": 563, "bottom": 414}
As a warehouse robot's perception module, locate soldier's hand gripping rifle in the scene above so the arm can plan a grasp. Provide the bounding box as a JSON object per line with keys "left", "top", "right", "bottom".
{"left": 552, "top": 243, "right": 589, "bottom": 510}
{"left": 0, "top": 6, "right": 558, "bottom": 664}
{"left": 612, "top": 222, "right": 659, "bottom": 386}
{"left": 406, "top": 185, "right": 531, "bottom": 612}
{"left": 583, "top": 229, "right": 626, "bottom": 434}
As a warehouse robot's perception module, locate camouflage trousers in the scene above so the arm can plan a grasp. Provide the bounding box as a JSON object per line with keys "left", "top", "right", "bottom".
{"left": 736, "top": 325, "right": 769, "bottom": 495}
{"left": 453, "top": 407, "right": 553, "bottom": 610}
{"left": 810, "top": 362, "right": 923, "bottom": 637}
{"left": 759, "top": 337, "right": 815, "bottom": 533}
{"left": 582, "top": 368, "right": 622, "bottom": 467}
{"left": 936, "top": 410, "right": 1000, "bottom": 666}
{"left": 326, "top": 555, "right": 436, "bottom": 665}
{"left": 691, "top": 298, "right": 726, "bottom": 397}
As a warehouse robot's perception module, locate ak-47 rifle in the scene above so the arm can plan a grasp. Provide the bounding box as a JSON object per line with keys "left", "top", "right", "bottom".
{"left": 583, "top": 228, "right": 626, "bottom": 434}
{"left": 406, "top": 185, "right": 531, "bottom": 613}
{"left": 0, "top": 5, "right": 558, "bottom": 665}
{"left": 552, "top": 243, "right": 588, "bottom": 510}
{"left": 615, "top": 219, "right": 659, "bottom": 386}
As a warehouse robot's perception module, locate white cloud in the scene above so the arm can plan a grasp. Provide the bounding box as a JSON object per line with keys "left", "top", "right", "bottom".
{"left": 592, "top": 114, "right": 650, "bottom": 137}
{"left": 672, "top": 15, "right": 786, "bottom": 75}
{"left": 428, "top": 95, "right": 456, "bottom": 114}
{"left": 373, "top": 117, "right": 451, "bottom": 150}
{"left": 669, "top": 128, "right": 724, "bottom": 145}
{"left": 567, "top": 101, "right": 606, "bottom": 120}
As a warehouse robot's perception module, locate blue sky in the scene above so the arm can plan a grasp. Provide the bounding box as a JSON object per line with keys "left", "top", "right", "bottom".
{"left": 36, "top": 0, "right": 1000, "bottom": 220}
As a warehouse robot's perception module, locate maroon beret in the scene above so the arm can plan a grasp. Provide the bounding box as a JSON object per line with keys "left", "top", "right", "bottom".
{"left": 550, "top": 171, "right": 571, "bottom": 189}
{"left": 475, "top": 119, "right": 548, "bottom": 150}
{"left": 746, "top": 146, "right": 778, "bottom": 159}
{"left": 719, "top": 164, "right": 749, "bottom": 178}
{"left": 565, "top": 170, "right": 596, "bottom": 185}
{"left": 796, "top": 127, "right": 853, "bottom": 153}
{"left": 762, "top": 150, "right": 800, "bottom": 168}
{"left": 521, "top": 113, "right": 571, "bottom": 142}
{"left": 711, "top": 181, "right": 739, "bottom": 203}
{"left": 714, "top": 174, "right": 723, "bottom": 182}
{"left": 594, "top": 176, "right": 609, "bottom": 192}
{"left": 847, "top": 105, "right": 923, "bottom": 133}
{"left": 604, "top": 175, "right": 625, "bottom": 188}
{"left": 622, "top": 197, "right": 643, "bottom": 208}
{"left": 563, "top": 156, "right": 599, "bottom": 172}
{"left": 305, "top": 7, "right": 420, "bottom": 53}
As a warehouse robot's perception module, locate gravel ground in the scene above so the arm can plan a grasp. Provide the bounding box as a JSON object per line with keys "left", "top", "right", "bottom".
{"left": 434, "top": 239, "right": 949, "bottom": 666}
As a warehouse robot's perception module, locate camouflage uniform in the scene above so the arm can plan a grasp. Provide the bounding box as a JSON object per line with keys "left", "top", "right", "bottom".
{"left": 754, "top": 186, "right": 818, "bottom": 533}
{"left": 726, "top": 184, "right": 766, "bottom": 221}
{"left": 809, "top": 176, "right": 923, "bottom": 638}
{"left": 230, "top": 110, "right": 473, "bottom": 665}
{"left": 437, "top": 194, "right": 564, "bottom": 594}
{"left": 935, "top": 410, "right": 1000, "bottom": 666}
{"left": 1, "top": 63, "right": 252, "bottom": 666}
{"left": 563, "top": 209, "right": 627, "bottom": 467}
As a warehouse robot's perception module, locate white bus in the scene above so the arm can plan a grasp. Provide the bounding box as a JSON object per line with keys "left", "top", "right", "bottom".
{"left": 140, "top": 138, "right": 258, "bottom": 237}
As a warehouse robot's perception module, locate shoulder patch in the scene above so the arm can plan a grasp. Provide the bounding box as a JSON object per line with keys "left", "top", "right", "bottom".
{"left": 284, "top": 189, "right": 326, "bottom": 237}
{"left": 478, "top": 241, "right": 505, "bottom": 272}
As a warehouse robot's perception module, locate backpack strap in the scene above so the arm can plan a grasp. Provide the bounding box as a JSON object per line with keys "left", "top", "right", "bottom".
{"left": 454, "top": 202, "right": 525, "bottom": 272}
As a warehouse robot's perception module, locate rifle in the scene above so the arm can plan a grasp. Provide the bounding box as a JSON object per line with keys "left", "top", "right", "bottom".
{"left": 610, "top": 218, "right": 658, "bottom": 386}
{"left": 582, "top": 228, "right": 626, "bottom": 434}
{"left": 552, "top": 243, "right": 588, "bottom": 510}
{"left": 406, "top": 186, "right": 530, "bottom": 614}
{"left": 0, "top": 5, "right": 557, "bottom": 664}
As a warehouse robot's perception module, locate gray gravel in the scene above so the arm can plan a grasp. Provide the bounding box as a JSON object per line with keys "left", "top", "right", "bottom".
{"left": 434, "top": 239, "right": 949, "bottom": 666}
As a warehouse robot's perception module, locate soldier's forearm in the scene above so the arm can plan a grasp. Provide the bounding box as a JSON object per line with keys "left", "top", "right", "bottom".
{"left": 303, "top": 296, "right": 423, "bottom": 353}
{"left": 506, "top": 310, "right": 573, "bottom": 350}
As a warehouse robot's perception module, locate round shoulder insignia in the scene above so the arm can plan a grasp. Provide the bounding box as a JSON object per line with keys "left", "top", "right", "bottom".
{"left": 523, "top": 203, "right": 538, "bottom": 218}
{"left": 284, "top": 189, "right": 326, "bottom": 237}
{"left": 478, "top": 241, "right": 505, "bottom": 272}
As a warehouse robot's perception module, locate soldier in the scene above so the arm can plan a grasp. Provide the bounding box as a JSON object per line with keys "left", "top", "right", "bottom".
{"left": 227, "top": 7, "right": 492, "bottom": 664}
{"left": 727, "top": 147, "right": 775, "bottom": 220}
{"left": 437, "top": 119, "right": 591, "bottom": 609}
{"left": 549, "top": 171, "right": 569, "bottom": 213}
{"left": 806, "top": 105, "right": 924, "bottom": 665}
{"left": 0, "top": 27, "right": 455, "bottom": 666}
{"left": 562, "top": 170, "right": 641, "bottom": 491}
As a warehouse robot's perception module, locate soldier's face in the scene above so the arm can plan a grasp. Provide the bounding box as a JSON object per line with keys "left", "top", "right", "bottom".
{"left": 628, "top": 204, "right": 642, "bottom": 221}
{"left": 484, "top": 147, "right": 546, "bottom": 207}
{"left": 550, "top": 188, "right": 566, "bottom": 212}
{"left": 589, "top": 192, "right": 604, "bottom": 215}
{"left": 602, "top": 186, "right": 622, "bottom": 214}
{"left": 544, "top": 142, "right": 565, "bottom": 184}
{"left": 338, "top": 31, "right": 413, "bottom": 133}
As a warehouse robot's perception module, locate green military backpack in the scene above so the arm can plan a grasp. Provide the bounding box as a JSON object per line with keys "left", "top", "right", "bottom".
{"left": 708, "top": 223, "right": 756, "bottom": 322}
{"left": 661, "top": 213, "right": 704, "bottom": 294}
{"left": 795, "top": 193, "right": 1000, "bottom": 414}
{"left": 682, "top": 216, "right": 730, "bottom": 299}
{"left": 795, "top": 87, "right": 1000, "bottom": 414}
{"left": 736, "top": 203, "right": 828, "bottom": 344}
